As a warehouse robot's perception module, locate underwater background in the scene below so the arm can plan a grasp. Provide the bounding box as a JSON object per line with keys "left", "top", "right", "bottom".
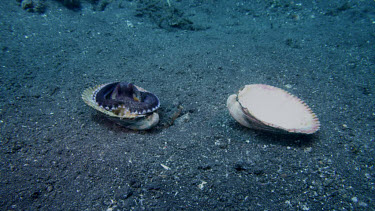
{"left": 1, "top": 0, "right": 374, "bottom": 210}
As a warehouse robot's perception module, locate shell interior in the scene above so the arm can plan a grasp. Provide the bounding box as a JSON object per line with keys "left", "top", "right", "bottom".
{"left": 237, "top": 84, "right": 320, "bottom": 134}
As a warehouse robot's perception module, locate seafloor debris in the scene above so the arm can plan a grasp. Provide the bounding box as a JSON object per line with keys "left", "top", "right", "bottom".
{"left": 17, "top": 0, "right": 46, "bottom": 13}
{"left": 17, "top": 0, "right": 112, "bottom": 12}
{"left": 135, "top": 0, "right": 205, "bottom": 31}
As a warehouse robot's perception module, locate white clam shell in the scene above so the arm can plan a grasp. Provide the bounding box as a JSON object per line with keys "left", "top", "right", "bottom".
{"left": 227, "top": 84, "right": 320, "bottom": 134}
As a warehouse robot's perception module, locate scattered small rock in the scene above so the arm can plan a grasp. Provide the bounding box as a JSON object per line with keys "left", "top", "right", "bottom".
{"left": 175, "top": 113, "right": 190, "bottom": 125}
{"left": 31, "top": 191, "right": 41, "bottom": 199}
{"left": 351, "top": 196, "right": 358, "bottom": 203}
{"left": 115, "top": 187, "right": 133, "bottom": 200}
{"left": 359, "top": 201, "right": 368, "bottom": 207}
{"left": 234, "top": 162, "right": 247, "bottom": 171}
{"left": 47, "top": 185, "right": 54, "bottom": 192}
{"left": 129, "top": 180, "right": 141, "bottom": 189}
{"left": 198, "top": 164, "right": 212, "bottom": 171}
{"left": 20, "top": 0, "right": 46, "bottom": 13}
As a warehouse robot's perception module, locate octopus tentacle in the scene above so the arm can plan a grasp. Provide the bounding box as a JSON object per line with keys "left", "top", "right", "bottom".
{"left": 94, "top": 82, "right": 160, "bottom": 115}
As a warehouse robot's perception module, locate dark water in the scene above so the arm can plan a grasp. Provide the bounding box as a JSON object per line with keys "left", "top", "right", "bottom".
{"left": 1, "top": 0, "right": 374, "bottom": 210}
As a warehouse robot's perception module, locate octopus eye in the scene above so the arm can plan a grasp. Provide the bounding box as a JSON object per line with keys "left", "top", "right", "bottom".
{"left": 132, "top": 93, "right": 140, "bottom": 102}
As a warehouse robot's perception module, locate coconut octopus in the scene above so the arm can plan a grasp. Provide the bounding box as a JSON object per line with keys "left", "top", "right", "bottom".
{"left": 82, "top": 82, "right": 160, "bottom": 130}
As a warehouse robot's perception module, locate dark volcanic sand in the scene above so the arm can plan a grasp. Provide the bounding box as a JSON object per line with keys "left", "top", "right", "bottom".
{"left": 1, "top": 0, "right": 374, "bottom": 210}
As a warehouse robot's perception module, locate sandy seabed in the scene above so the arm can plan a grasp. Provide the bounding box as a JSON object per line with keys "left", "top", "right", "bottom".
{"left": 1, "top": 0, "right": 374, "bottom": 210}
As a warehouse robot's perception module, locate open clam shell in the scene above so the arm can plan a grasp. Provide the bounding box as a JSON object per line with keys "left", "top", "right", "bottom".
{"left": 82, "top": 82, "right": 160, "bottom": 130}
{"left": 227, "top": 84, "right": 320, "bottom": 134}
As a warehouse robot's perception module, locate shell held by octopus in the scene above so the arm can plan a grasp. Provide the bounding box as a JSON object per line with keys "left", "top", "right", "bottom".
{"left": 82, "top": 82, "right": 160, "bottom": 130}
{"left": 227, "top": 84, "right": 320, "bottom": 134}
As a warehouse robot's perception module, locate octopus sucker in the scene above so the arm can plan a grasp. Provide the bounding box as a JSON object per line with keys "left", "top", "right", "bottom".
{"left": 82, "top": 82, "right": 160, "bottom": 130}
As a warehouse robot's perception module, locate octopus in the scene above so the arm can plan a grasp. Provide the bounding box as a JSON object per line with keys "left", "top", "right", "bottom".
{"left": 82, "top": 82, "right": 160, "bottom": 130}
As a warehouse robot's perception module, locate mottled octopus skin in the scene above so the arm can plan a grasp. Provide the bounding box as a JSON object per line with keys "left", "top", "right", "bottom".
{"left": 95, "top": 82, "right": 160, "bottom": 115}
{"left": 82, "top": 81, "right": 160, "bottom": 130}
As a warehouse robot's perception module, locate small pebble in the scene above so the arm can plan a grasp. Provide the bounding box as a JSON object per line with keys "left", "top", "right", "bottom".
{"left": 351, "top": 197, "right": 358, "bottom": 203}
{"left": 47, "top": 185, "right": 53, "bottom": 192}
{"left": 359, "top": 202, "right": 368, "bottom": 207}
